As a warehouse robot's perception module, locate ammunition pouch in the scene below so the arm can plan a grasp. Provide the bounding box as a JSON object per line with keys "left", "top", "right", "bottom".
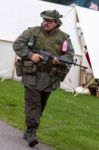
{"left": 15, "top": 59, "right": 37, "bottom": 76}
{"left": 22, "top": 61, "right": 52, "bottom": 75}
{"left": 50, "top": 64, "right": 69, "bottom": 81}
{"left": 23, "top": 61, "right": 37, "bottom": 74}
{"left": 15, "top": 59, "right": 23, "bottom": 77}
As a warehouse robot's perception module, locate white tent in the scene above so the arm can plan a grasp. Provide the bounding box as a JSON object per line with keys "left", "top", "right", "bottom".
{"left": 76, "top": 6, "right": 99, "bottom": 79}
{"left": 0, "top": 0, "right": 99, "bottom": 91}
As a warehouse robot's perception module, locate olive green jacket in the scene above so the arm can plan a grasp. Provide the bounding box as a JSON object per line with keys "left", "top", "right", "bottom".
{"left": 13, "top": 26, "right": 74, "bottom": 91}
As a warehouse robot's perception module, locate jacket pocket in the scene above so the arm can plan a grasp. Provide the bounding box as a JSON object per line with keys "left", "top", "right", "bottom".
{"left": 22, "top": 75, "right": 37, "bottom": 86}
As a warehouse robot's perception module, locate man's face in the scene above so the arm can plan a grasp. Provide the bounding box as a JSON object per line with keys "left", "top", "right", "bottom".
{"left": 41, "top": 18, "right": 58, "bottom": 31}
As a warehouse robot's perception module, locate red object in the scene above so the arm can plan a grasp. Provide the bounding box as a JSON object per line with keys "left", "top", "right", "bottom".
{"left": 85, "top": 51, "right": 92, "bottom": 68}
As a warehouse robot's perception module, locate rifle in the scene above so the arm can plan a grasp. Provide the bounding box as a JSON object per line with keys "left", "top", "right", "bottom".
{"left": 30, "top": 49, "right": 87, "bottom": 69}
{"left": 27, "top": 49, "right": 87, "bottom": 91}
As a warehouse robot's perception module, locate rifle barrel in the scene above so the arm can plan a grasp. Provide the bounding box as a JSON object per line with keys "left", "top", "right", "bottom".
{"left": 58, "top": 57, "right": 87, "bottom": 69}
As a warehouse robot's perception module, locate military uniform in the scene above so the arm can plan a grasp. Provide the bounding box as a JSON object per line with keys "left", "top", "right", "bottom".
{"left": 13, "top": 10, "right": 74, "bottom": 147}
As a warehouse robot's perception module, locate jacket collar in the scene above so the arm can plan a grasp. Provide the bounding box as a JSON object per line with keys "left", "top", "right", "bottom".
{"left": 41, "top": 26, "right": 59, "bottom": 36}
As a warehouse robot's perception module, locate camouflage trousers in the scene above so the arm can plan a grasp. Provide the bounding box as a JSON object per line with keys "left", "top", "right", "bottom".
{"left": 24, "top": 86, "right": 51, "bottom": 130}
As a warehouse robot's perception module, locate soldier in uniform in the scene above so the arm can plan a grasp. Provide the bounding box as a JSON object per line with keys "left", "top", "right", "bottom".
{"left": 13, "top": 10, "right": 74, "bottom": 147}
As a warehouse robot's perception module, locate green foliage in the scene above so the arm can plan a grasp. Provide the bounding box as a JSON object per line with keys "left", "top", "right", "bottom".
{"left": 41, "top": 0, "right": 68, "bottom": 5}
{"left": 0, "top": 79, "right": 25, "bottom": 130}
{"left": 0, "top": 79, "right": 99, "bottom": 150}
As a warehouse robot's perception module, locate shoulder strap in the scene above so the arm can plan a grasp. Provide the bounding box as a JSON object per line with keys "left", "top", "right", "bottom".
{"left": 27, "top": 26, "right": 41, "bottom": 48}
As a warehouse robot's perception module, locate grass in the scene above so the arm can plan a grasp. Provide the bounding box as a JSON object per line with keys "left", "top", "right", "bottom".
{"left": 0, "top": 79, "right": 99, "bottom": 150}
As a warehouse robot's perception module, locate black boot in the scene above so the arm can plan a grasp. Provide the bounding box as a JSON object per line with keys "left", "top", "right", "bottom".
{"left": 28, "top": 129, "right": 38, "bottom": 147}
{"left": 23, "top": 129, "right": 38, "bottom": 147}
{"left": 23, "top": 130, "right": 30, "bottom": 141}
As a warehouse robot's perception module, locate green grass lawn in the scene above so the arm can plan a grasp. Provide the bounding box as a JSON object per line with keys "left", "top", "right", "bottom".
{"left": 0, "top": 79, "right": 99, "bottom": 150}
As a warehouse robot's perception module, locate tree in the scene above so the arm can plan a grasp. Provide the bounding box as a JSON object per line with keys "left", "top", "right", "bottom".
{"left": 41, "top": 0, "right": 99, "bottom": 8}
{"left": 41, "top": 0, "right": 76, "bottom": 5}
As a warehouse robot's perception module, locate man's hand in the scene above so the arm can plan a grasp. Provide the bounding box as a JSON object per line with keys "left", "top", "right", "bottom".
{"left": 53, "top": 57, "right": 61, "bottom": 64}
{"left": 31, "top": 53, "right": 43, "bottom": 63}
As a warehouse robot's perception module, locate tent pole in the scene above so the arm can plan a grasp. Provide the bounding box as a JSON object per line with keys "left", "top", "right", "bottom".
{"left": 11, "top": 54, "right": 17, "bottom": 79}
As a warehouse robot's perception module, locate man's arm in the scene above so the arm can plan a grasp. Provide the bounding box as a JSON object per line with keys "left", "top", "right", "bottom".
{"left": 13, "top": 29, "right": 43, "bottom": 63}
{"left": 13, "top": 29, "right": 33, "bottom": 59}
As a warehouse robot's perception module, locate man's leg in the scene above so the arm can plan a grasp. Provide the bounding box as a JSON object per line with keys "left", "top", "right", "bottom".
{"left": 41, "top": 91, "right": 51, "bottom": 114}
{"left": 24, "top": 86, "right": 41, "bottom": 146}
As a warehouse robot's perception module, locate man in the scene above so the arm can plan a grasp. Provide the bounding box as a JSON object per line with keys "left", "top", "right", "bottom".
{"left": 13, "top": 10, "right": 74, "bottom": 147}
